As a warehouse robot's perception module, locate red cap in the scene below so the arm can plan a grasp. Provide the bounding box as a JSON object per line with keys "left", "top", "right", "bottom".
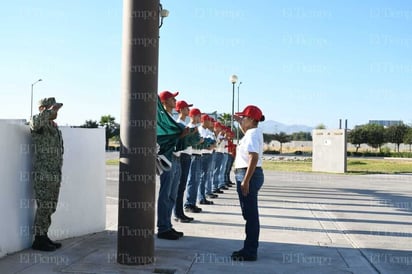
{"left": 201, "top": 114, "right": 212, "bottom": 122}
{"left": 189, "top": 108, "right": 201, "bottom": 117}
{"left": 175, "top": 100, "right": 193, "bottom": 111}
{"left": 159, "top": 91, "right": 179, "bottom": 102}
{"left": 235, "top": 105, "right": 265, "bottom": 122}
{"left": 214, "top": 121, "right": 222, "bottom": 128}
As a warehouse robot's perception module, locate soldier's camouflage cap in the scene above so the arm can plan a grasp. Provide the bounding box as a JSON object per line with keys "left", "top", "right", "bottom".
{"left": 38, "top": 97, "right": 63, "bottom": 108}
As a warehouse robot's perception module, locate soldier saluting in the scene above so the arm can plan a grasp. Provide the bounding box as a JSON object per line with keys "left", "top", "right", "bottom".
{"left": 30, "top": 97, "right": 64, "bottom": 251}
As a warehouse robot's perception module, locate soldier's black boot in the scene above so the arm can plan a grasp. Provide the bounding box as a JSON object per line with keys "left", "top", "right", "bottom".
{"left": 46, "top": 235, "right": 62, "bottom": 249}
{"left": 32, "top": 236, "right": 56, "bottom": 251}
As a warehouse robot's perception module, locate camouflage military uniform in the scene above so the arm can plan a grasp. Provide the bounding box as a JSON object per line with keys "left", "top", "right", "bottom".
{"left": 30, "top": 99, "right": 64, "bottom": 237}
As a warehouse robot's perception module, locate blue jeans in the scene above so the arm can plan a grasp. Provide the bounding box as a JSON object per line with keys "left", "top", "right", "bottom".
{"left": 184, "top": 154, "right": 202, "bottom": 207}
{"left": 235, "top": 167, "right": 264, "bottom": 256}
{"left": 218, "top": 153, "right": 228, "bottom": 189}
{"left": 157, "top": 155, "right": 180, "bottom": 233}
{"left": 174, "top": 153, "right": 191, "bottom": 218}
{"left": 198, "top": 153, "right": 213, "bottom": 200}
{"left": 212, "top": 152, "right": 224, "bottom": 191}
{"left": 224, "top": 154, "right": 234, "bottom": 183}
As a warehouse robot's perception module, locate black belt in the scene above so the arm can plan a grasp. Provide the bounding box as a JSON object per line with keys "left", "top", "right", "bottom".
{"left": 192, "top": 153, "right": 202, "bottom": 156}
{"left": 234, "top": 167, "right": 262, "bottom": 172}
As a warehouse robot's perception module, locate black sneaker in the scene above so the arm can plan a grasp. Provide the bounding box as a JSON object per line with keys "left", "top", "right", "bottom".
{"left": 157, "top": 230, "right": 180, "bottom": 240}
{"left": 213, "top": 189, "right": 224, "bottom": 194}
{"left": 219, "top": 186, "right": 229, "bottom": 190}
{"left": 206, "top": 193, "right": 218, "bottom": 199}
{"left": 199, "top": 199, "right": 214, "bottom": 205}
{"left": 171, "top": 228, "right": 184, "bottom": 238}
{"left": 175, "top": 216, "right": 193, "bottom": 223}
{"left": 182, "top": 214, "right": 194, "bottom": 221}
{"left": 185, "top": 205, "right": 202, "bottom": 213}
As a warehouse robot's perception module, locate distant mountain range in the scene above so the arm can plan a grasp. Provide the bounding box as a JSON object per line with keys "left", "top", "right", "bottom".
{"left": 258, "top": 120, "right": 314, "bottom": 134}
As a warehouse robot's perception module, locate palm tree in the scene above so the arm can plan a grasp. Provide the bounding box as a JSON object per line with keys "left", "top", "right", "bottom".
{"left": 218, "top": 113, "right": 232, "bottom": 127}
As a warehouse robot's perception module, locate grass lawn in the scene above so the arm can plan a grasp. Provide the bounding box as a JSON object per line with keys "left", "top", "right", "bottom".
{"left": 106, "top": 159, "right": 120, "bottom": 165}
{"left": 262, "top": 160, "right": 313, "bottom": 172}
{"left": 263, "top": 158, "right": 412, "bottom": 174}
{"left": 107, "top": 157, "right": 412, "bottom": 174}
{"left": 346, "top": 158, "right": 412, "bottom": 174}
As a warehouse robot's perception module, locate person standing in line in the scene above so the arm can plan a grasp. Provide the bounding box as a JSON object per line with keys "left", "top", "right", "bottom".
{"left": 197, "top": 114, "right": 216, "bottom": 205}
{"left": 231, "top": 105, "right": 265, "bottom": 261}
{"left": 211, "top": 122, "right": 225, "bottom": 194}
{"left": 30, "top": 97, "right": 64, "bottom": 251}
{"left": 216, "top": 127, "right": 231, "bottom": 190}
{"left": 224, "top": 128, "right": 236, "bottom": 187}
{"left": 184, "top": 108, "right": 204, "bottom": 213}
{"left": 157, "top": 91, "right": 185, "bottom": 240}
{"left": 173, "top": 100, "right": 198, "bottom": 223}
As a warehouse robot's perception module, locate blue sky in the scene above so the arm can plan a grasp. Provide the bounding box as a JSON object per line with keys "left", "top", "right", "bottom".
{"left": 1, "top": 0, "right": 412, "bottom": 129}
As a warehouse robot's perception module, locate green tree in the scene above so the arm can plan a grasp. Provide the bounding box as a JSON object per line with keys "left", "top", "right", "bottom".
{"left": 403, "top": 127, "right": 412, "bottom": 152}
{"left": 263, "top": 133, "right": 276, "bottom": 144}
{"left": 315, "top": 123, "right": 326, "bottom": 129}
{"left": 100, "top": 115, "right": 120, "bottom": 149}
{"left": 80, "top": 119, "right": 99, "bottom": 128}
{"left": 218, "top": 113, "right": 232, "bottom": 127}
{"left": 348, "top": 125, "right": 368, "bottom": 152}
{"left": 274, "top": 132, "right": 291, "bottom": 153}
{"left": 385, "top": 124, "right": 409, "bottom": 152}
{"left": 364, "top": 123, "right": 385, "bottom": 151}
{"left": 290, "top": 131, "right": 312, "bottom": 141}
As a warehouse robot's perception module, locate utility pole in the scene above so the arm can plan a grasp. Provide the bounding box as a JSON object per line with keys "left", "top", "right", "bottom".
{"left": 117, "top": 0, "right": 159, "bottom": 265}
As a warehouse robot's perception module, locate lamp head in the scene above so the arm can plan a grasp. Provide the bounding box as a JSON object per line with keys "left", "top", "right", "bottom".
{"left": 159, "top": 4, "right": 169, "bottom": 28}
{"left": 230, "top": 74, "right": 238, "bottom": 84}
{"left": 161, "top": 9, "right": 169, "bottom": 18}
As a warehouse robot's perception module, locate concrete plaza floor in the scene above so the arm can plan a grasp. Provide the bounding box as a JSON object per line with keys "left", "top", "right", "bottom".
{"left": 0, "top": 166, "right": 411, "bottom": 273}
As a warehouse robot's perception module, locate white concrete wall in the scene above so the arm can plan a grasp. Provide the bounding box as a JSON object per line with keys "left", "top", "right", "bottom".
{"left": 312, "top": 129, "right": 347, "bottom": 173}
{"left": 0, "top": 121, "right": 106, "bottom": 258}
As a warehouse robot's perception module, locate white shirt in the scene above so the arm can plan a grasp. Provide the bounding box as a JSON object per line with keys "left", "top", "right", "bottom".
{"left": 215, "top": 132, "right": 226, "bottom": 153}
{"left": 198, "top": 125, "right": 214, "bottom": 154}
{"left": 188, "top": 122, "right": 201, "bottom": 155}
{"left": 222, "top": 139, "right": 229, "bottom": 154}
{"left": 234, "top": 127, "right": 263, "bottom": 168}
{"left": 176, "top": 117, "right": 191, "bottom": 155}
{"left": 176, "top": 117, "right": 186, "bottom": 125}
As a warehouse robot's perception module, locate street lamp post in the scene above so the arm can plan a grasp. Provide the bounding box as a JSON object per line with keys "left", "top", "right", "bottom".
{"left": 237, "top": 81, "right": 242, "bottom": 143}
{"left": 230, "top": 74, "right": 238, "bottom": 131}
{"left": 237, "top": 82, "right": 242, "bottom": 113}
{"left": 30, "top": 79, "right": 42, "bottom": 119}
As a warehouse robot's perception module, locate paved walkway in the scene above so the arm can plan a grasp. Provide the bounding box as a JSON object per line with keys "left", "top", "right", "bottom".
{"left": 1, "top": 171, "right": 411, "bottom": 273}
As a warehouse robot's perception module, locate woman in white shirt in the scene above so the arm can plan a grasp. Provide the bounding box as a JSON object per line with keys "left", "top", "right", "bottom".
{"left": 231, "top": 105, "right": 265, "bottom": 261}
